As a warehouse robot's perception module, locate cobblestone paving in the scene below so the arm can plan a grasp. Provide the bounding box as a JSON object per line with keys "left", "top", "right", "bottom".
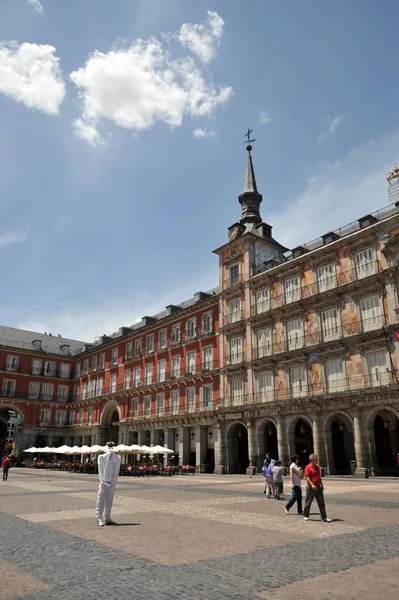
{"left": 1, "top": 470, "right": 399, "bottom": 599}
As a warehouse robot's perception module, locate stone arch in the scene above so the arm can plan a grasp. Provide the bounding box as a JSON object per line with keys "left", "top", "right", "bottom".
{"left": 226, "top": 421, "right": 248, "bottom": 474}
{"left": 0, "top": 404, "right": 25, "bottom": 423}
{"left": 0, "top": 405, "right": 25, "bottom": 456}
{"left": 324, "top": 411, "right": 355, "bottom": 475}
{"left": 100, "top": 400, "right": 120, "bottom": 445}
{"left": 286, "top": 414, "right": 314, "bottom": 469}
{"left": 100, "top": 400, "right": 121, "bottom": 426}
{"left": 256, "top": 417, "right": 278, "bottom": 468}
{"left": 366, "top": 405, "right": 399, "bottom": 475}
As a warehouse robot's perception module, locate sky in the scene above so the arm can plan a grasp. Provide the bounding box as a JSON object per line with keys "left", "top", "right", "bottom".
{"left": 0, "top": 0, "right": 398, "bottom": 342}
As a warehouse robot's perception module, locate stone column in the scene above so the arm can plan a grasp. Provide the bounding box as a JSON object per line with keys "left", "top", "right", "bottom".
{"left": 214, "top": 422, "right": 227, "bottom": 474}
{"left": 312, "top": 416, "right": 327, "bottom": 473}
{"left": 276, "top": 416, "right": 289, "bottom": 469}
{"left": 246, "top": 420, "right": 257, "bottom": 475}
{"left": 353, "top": 410, "right": 370, "bottom": 478}
{"left": 164, "top": 428, "right": 175, "bottom": 466}
{"left": 178, "top": 427, "right": 189, "bottom": 465}
{"left": 195, "top": 425, "right": 207, "bottom": 471}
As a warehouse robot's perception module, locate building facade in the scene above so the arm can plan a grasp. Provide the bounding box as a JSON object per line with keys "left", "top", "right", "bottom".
{"left": 1, "top": 151, "right": 399, "bottom": 476}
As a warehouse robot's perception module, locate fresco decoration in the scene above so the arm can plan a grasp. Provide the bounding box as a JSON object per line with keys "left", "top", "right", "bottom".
{"left": 275, "top": 368, "right": 288, "bottom": 399}
{"left": 270, "top": 278, "right": 283, "bottom": 308}
{"left": 376, "top": 238, "right": 385, "bottom": 273}
{"left": 308, "top": 353, "right": 323, "bottom": 395}
{"left": 341, "top": 295, "right": 359, "bottom": 336}
{"left": 345, "top": 347, "right": 364, "bottom": 389}
{"left": 336, "top": 245, "right": 353, "bottom": 286}
{"left": 382, "top": 286, "right": 390, "bottom": 326}
{"left": 273, "top": 317, "right": 285, "bottom": 353}
{"left": 301, "top": 262, "right": 316, "bottom": 297}
{"left": 304, "top": 311, "right": 319, "bottom": 346}
{"left": 390, "top": 346, "right": 397, "bottom": 374}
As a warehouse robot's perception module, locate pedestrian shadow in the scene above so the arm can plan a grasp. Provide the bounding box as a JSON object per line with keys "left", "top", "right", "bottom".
{"left": 113, "top": 522, "right": 141, "bottom": 527}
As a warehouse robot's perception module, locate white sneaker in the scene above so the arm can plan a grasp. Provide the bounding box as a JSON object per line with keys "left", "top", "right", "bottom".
{"left": 97, "top": 520, "right": 104, "bottom": 527}
{"left": 284, "top": 507, "right": 289, "bottom": 515}
{"left": 322, "top": 518, "right": 332, "bottom": 522}
{"left": 303, "top": 517, "right": 309, "bottom": 521}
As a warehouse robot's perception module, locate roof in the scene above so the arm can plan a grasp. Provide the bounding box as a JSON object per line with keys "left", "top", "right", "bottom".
{"left": 0, "top": 326, "right": 85, "bottom": 356}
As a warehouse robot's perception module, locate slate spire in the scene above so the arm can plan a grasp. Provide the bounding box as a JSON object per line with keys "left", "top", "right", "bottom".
{"left": 238, "top": 145, "right": 262, "bottom": 225}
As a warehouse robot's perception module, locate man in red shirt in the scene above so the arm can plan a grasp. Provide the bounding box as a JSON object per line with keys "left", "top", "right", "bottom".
{"left": 303, "top": 454, "right": 331, "bottom": 522}
{"left": 2, "top": 455, "right": 11, "bottom": 481}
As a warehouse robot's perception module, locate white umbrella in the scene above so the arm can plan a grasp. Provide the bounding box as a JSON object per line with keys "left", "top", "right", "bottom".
{"left": 128, "top": 444, "right": 141, "bottom": 454}
{"left": 53, "top": 445, "right": 71, "bottom": 454}
{"left": 23, "top": 447, "right": 38, "bottom": 453}
{"left": 88, "top": 445, "right": 106, "bottom": 453}
{"left": 114, "top": 444, "right": 131, "bottom": 453}
{"left": 138, "top": 445, "right": 152, "bottom": 453}
{"left": 148, "top": 445, "right": 173, "bottom": 454}
{"left": 79, "top": 445, "right": 93, "bottom": 454}
{"left": 37, "top": 446, "right": 53, "bottom": 453}
{"left": 64, "top": 446, "right": 82, "bottom": 455}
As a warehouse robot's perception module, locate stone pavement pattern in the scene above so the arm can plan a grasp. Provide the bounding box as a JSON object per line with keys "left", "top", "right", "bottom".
{"left": 0, "top": 471, "right": 399, "bottom": 599}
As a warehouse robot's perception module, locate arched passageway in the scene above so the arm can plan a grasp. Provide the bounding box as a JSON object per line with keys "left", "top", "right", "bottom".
{"left": 258, "top": 420, "right": 278, "bottom": 467}
{"left": 374, "top": 412, "right": 399, "bottom": 476}
{"left": 330, "top": 419, "right": 355, "bottom": 475}
{"left": 294, "top": 419, "right": 314, "bottom": 469}
{"left": 227, "top": 423, "right": 248, "bottom": 474}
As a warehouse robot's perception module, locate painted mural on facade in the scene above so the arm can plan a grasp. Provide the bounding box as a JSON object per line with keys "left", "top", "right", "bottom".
{"left": 304, "top": 310, "right": 319, "bottom": 346}
{"left": 336, "top": 245, "right": 353, "bottom": 286}
{"left": 341, "top": 295, "right": 359, "bottom": 336}
{"left": 301, "top": 262, "right": 316, "bottom": 297}
{"left": 308, "top": 352, "right": 323, "bottom": 395}
{"left": 275, "top": 368, "right": 288, "bottom": 399}
{"left": 273, "top": 317, "right": 285, "bottom": 353}
{"left": 345, "top": 347, "right": 365, "bottom": 388}
{"left": 270, "top": 278, "right": 283, "bottom": 308}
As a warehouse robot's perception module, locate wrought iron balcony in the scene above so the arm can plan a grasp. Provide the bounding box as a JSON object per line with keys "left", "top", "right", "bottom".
{"left": 224, "top": 276, "right": 241, "bottom": 289}
{"left": 223, "top": 310, "right": 244, "bottom": 327}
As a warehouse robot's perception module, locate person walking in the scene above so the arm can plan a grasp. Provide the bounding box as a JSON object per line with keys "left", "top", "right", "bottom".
{"left": 303, "top": 454, "right": 331, "bottom": 522}
{"left": 284, "top": 454, "right": 303, "bottom": 515}
{"left": 262, "top": 459, "right": 275, "bottom": 498}
{"left": 95, "top": 442, "right": 121, "bottom": 527}
{"left": 263, "top": 454, "right": 276, "bottom": 497}
{"left": 2, "top": 455, "right": 11, "bottom": 481}
{"left": 272, "top": 460, "right": 284, "bottom": 500}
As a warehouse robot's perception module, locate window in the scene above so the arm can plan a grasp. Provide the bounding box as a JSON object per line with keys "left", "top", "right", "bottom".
{"left": 56, "top": 410, "right": 67, "bottom": 426}
{"left": 32, "top": 359, "right": 42, "bottom": 375}
{"left": 133, "top": 367, "right": 141, "bottom": 386}
{"left": 203, "top": 346, "right": 213, "bottom": 370}
{"left": 125, "top": 342, "right": 133, "bottom": 360}
{"left": 134, "top": 339, "right": 142, "bottom": 356}
{"left": 230, "top": 378, "right": 243, "bottom": 405}
{"left": 39, "top": 409, "right": 51, "bottom": 425}
{"left": 44, "top": 360, "right": 56, "bottom": 377}
{"left": 186, "top": 318, "right": 197, "bottom": 340}
{"left": 284, "top": 276, "right": 300, "bottom": 304}
{"left": 255, "top": 288, "right": 270, "bottom": 314}
{"left": 355, "top": 248, "right": 375, "bottom": 279}
{"left": 82, "top": 383, "right": 87, "bottom": 400}
{"left": 229, "top": 264, "right": 240, "bottom": 285}
{"left": 366, "top": 350, "right": 389, "bottom": 387}
{"left": 172, "top": 355, "right": 180, "bottom": 377}
{"left": 186, "top": 351, "right": 196, "bottom": 374}
{"left": 60, "top": 363, "right": 71, "bottom": 378}
{"left": 144, "top": 395, "right": 151, "bottom": 416}
{"left": 146, "top": 335, "right": 154, "bottom": 354}
{"left": 28, "top": 381, "right": 40, "bottom": 400}
{"left": 96, "top": 378, "right": 103, "bottom": 396}
{"left": 172, "top": 324, "right": 181, "bottom": 344}
{"left": 42, "top": 383, "right": 54, "bottom": 401}
{"left": 202, "top": 312, "right": 213, "bottom": 334}
{"left": 69, "top": 410, "right": 76, "bottom": 425}
{"left": 110, "top": 374, "right": 117, "bottom": 393}
{"left": 132, "top": 398, "right": 139, "bottom": 416}
{"left": 228, "top": 299, "right": 241, "bottom": 323}
{"left": 98, "top": 353, "right": 105, "bottom": 370}
{"left": 57, "top": 385, "right": 69, "bottom": 401}
{"left": 290, "top": 366, "right": 307, "bottom": 397}
{"left": 257, "top": 372, "right": 273, "bottom": 401}
{"left": 32, "top": 339, "right": 42, "bottom": 351}
{"left": 201, "top": 384, "right": 213, "bottom": 408}
{"left": 79, "top": 408, "right": 84, "bottom": 424}
{"left": 317, "top": 264, "right": 336, "bottom": 293}
{"left": 287, "top": 318, "right": 303, "bottom": 351}
{"left": 2, "top": 379, "right": 15, "bottom": 398}
{"left": 6, "top": 355, "right": 19, "bottom": 372}
{"left": 73, "top": 385, "right": 78, "bottom": 400}
{"left": 158, "top": 329, "right": 167, "bottom": 349}
{"left": 83, "top": 359, "right": 89, "bottom": 375}
{"left": 186, "top": 387, "right": 196, "bottom": 412}
{"left": 88, "top": 407, "right": 93, "bottom": 424}
{"left": 171, "top": 390, "right": 180, "bottom": 414}
{"left": 256, "top": 328, "right": 272, "bottom": 358}
{"left": 88, "top": 380, "right": 96, "bottom": 398}
{"left": 360, "top": 295, "right": 382, "bottom": 332}
{"left": 229, "top": 336, "right": 242, "bottom": 364}
{"left": 145, "top": 363, "right": 153, "bottom": 384}
{"left": 156, "top": 393, "right": 165, "bottom": 415}
{"left": 158, "top": 359, "right": 166, "bottom": 382}
{"left": 124, "top": 369, "right": 131, "bottom": 389}
{"left": 322, "top": 308, "right": 340, "bottom": 341}
{"left": 60, "top": 345, "right": 70, "bottom": 356}
{"left": 111, "top": 347, "right": 118, "bottom": 366}
{"left": 325, "top": 359, "right": 345, "bottom": 393}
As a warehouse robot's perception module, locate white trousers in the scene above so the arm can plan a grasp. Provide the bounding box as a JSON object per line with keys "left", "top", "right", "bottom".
{"left": 95, "top": 482, "right": 116, "bottom": 522}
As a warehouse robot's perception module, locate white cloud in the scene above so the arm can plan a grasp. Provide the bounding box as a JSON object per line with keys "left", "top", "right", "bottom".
{"left": 177, "top": 10, "right": 224, "bottom": 64}
{"left": 0, "top": 42, "right": 65, "bottom": 114}
{"left": 271, "top": 129, "right": 399, "bottom": 249}
{"left": 193, "top": 127, "right": 215, "bottom": 138}
{"left": 0, "top": 231, "right": 27, "bottom": 247}
{"left": 259, "top": 111, "right": 270, "bottom": 124}
{"left": 70, "top": 13, "right": 232, "bottom": 145}
{"left": 318, "top": 114, "right": 344, "bottom": 141}
{"left": 28, "top": 0, "right": 44, "bottom": 15}
{"left": 73, "top": 118, "right": 106, "bottom": 147}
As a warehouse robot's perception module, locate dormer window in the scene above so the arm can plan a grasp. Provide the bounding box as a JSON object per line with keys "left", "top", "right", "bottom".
{"left": 60, "top": 344, "right": 70, "bottom": 355}
{"left": 32, "top": 339, "right": 42, "bottom": 351}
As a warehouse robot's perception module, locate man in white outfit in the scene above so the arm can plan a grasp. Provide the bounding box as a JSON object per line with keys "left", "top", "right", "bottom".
{"left": 95, "top": 441, "right": 121, "bottom": 527}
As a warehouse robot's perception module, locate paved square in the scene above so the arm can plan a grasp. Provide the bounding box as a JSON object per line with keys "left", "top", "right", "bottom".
{"left": 1, "top": 470, "right": 399, "bottom": 599}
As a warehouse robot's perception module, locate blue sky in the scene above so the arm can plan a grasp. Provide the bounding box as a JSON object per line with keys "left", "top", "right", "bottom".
{"left": 0, "top": 0, "right": 398, "bottom": 341}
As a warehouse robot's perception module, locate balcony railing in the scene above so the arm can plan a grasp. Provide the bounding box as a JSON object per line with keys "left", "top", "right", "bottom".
{"left": 226, "top": 354, "right": 244, "bottom": 366}
{"left": 225, "top": 276, "right": 241, "bottom": 289}
{"left": 4, "top": 364, "right": 20, "bottom": 372}
{"left": 225, "top": 371, "right": 397, "bottom": 407}
{"left": 253, "top": 315, "right": 387, "bottom": 359}
{"left": 252, "top": 260, "right": 382, "bottom": 314}
{"left": 128, "top": 400, "right": 216, "bottom": 420}
{"left": 223, "top": 310, "right": 244, "bottom": 326}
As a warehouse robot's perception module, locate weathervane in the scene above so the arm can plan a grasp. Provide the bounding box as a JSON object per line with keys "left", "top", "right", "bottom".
{"left": 244, "top": 128, "right": 255, "bottom": 145}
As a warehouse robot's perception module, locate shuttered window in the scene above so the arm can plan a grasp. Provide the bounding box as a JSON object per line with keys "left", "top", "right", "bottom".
{"left": 287, "top": 318, "right": 303, "bottom": 350}
{"left": 289, "top": 366, "right": 307, "bottom": 397}
{"left": 257, "top": 372, "right": 273, "bottom": 401}
{"left": 366, "top": 351, "right": 389, "bottom": 386}
{"left": 360, "top": 295, "right": 382, "bottom": 332}
{"left": 317, "top": 264, "right": 336, "bottom": 292}
{"left": 325, "top": 358, "right": 345, "bottom": 392}
{"left": 355, "top": 248, "right": 375, "bottom": 279}
{"left": 255, "top": 288, "right": 270, "bottom": 314}
{"left": 322, "top": 308, "right": 340, "bottom": 341}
